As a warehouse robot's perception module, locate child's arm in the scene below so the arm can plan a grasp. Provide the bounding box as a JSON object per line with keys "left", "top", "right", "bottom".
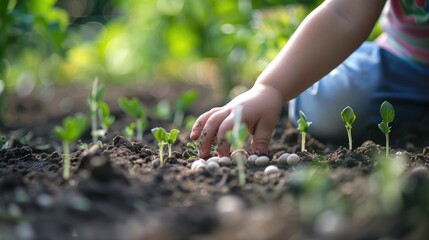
{"left": 191, "top": 0, "right": 387, "bottom": 158}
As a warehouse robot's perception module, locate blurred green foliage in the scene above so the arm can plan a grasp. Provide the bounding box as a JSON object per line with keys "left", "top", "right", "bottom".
{"left": 2, "top": 0, "right": 383, "bottom": 102}
{"left": 0, "top": 0, "right": 68, "bottom": 124}
{"left": 64, "top": 0, "right": 321, "bottom": 89}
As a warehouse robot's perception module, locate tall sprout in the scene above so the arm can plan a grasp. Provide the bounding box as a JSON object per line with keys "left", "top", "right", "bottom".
{"left": 226, "top": 106, "right": 248, "bottom": 186}
{"left": 297, "top": 110, "right": 312, "bottom": 152}
{"left": 341, "top": 106, "right": 356, "bottom": 151}
{"left": 378, "top": 101, "right": 395, "bottom": 159}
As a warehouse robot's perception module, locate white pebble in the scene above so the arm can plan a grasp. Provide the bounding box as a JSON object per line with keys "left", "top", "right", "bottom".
{"left": 207, "top": 156, "right": 220, "bottom": 164}
{"left": 219, "top": 157, "right": 232, "bottom": 167}
{"left": 287, "top": 154, "right": 300, "bottom": 166}
{"left": 207, "top": 161, "right": 220, "bottom": 171}
{"left": 216, "top": 195, "right": 245, "bottom": 216}
{"left": 278, "top": 153, "right": 290, "bottom": 165}
{"left": 264, "top": 165, "right": 279, "bottom": 175}
{"left": 255, "top": 156, "right": 270, "bottom": 167}
{"left": 247, "top": 154, "right": 258, "bottom": 166}
{"left": 191, "top": 159, "right": 207, "bottom": 170}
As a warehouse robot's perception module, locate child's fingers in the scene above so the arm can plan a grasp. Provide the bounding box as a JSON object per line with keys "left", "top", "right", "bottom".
{"left": 250, "top": 118, "right": 276, "bottom": 155}
{"left": 198, "top": 110, "right": 230, "bottom": 158}
{"left": 190, "top": 107, "right": 221, "bottom": 140}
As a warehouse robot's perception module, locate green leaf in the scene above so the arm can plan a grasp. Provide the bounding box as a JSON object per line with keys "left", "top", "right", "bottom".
{"left": 95, "top": 85, "right": 105, "bottom": 102}
{"left": 341, "top": 106, "right": 356, "bottom": 125}
{"left": 151, "top": 127, "right": 168, "bottom": 143}
{"left": 54, "top": 113, "right": 88, "bottom": 142}
{"left": 380, "top": 101, "right": 395, "bottom": 123}
{"left": 152, "top": 100, "right": 172, "bottom": 121}
{"left": 174, "top": 90, "right": 199, "bottom": 111}
{"left": 378, "top": 122, "right": 390, "bottom": 135}
{"left": 297, "top": 110, "right": 311, "bottom": 133}
{"left": 167, "top": 129, "right": 180, "bottom": 144}
{"left": 118, "top": 97, "right": 146, "bottom": 119}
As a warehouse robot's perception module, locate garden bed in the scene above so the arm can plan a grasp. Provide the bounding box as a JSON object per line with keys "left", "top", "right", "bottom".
{"left": 1, "top": 84, "right": 429, "bottom": 240}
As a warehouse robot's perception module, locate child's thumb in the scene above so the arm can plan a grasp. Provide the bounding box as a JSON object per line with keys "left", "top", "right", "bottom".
{"left": 250, "top": 123, "right": 273, "bottom": 155}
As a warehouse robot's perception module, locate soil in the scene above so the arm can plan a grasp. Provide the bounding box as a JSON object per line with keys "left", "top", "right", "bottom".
{"left": 1, "top": 83, "right": 429, "bottom": 240}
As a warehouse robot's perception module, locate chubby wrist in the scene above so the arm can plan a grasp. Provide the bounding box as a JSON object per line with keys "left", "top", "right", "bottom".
{"left": 252, "top": 83, "right": 286, "bottom": 103}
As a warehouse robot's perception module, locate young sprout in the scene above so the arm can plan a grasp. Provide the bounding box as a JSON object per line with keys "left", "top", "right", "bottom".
{"left": 173, "top": 90, "right": 199, "bottom": 127}
{"left": 123, "top": 122, "right": 136, "bottom": 140}
{"left": 341, "top": 106, "right": 356, "bottom": 151}
{"left": 151, "top": 127, "right": 180, "bottom": 166}
{"left": 97, "top": 101, "right": 115, "bottom": 139}
{"left": 118, "top": 97, "right": 147, "bottom": 141}
{"left": 297, "top": 110, "right": 312, "bottom": 152}
{"left": 226, "top": 106, "right": 248, "bottom": 186}
{"left": 54, "top": 113, "right": 88, "bottom": 179}
{"left": 378, "top": 101, "right": 395, "bottom": 159}
{"left": 88, "top": 77, "right": 105, "bottom": 143}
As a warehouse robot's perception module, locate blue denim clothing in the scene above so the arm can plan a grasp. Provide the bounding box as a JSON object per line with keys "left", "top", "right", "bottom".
{"left": 289, "top": 42, "right": 429, "bottom": 142}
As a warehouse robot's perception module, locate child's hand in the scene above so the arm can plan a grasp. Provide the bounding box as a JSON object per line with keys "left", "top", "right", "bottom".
{"left": 190, "top": 83, "right": 283, "bottom": 158}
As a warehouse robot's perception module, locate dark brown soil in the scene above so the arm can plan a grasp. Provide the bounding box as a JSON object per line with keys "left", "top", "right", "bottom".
{"left": 1, "top": 84, "right": 429, "bottom": 240}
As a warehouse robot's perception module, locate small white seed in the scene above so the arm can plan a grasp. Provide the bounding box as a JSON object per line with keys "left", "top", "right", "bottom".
{"left": 255, "top": 156, "right": 270, "bottom": 167}
{"left": 278, "top": 153, "right": 290, "bottom": 165}
{"left": 207, "top": 156, "right": 220, "bottom": 164}
{"left": 207, "top": 161, "right": 220, "bottom": 171}
{"left": 231, "top": 149, "right": 249, "bottom": 166}
{"left": 191, "top": 158, "right": 207, "bottom": 170}
{"left": 264, "top": 165, "right": 279, "bottom": 175}
{"left": 287, "top": 154, "right": 300, "bottom": 166}
{"left": 219, "top": 157, "right": 232, "bottom": 167}
{"left": 247, "top": 154, "right": 258, "bottom": 166}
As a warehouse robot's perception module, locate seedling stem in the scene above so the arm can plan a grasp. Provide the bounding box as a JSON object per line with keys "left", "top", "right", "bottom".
{"left": 297, "top": 110, "right": 311, "bottom": 152}
{"left": 226, "top": 106, "right": 247, "bottom": 186}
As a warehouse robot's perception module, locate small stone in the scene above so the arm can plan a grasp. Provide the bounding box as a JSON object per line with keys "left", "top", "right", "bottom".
{"left": 191, "top": 159, "right": 207, "bottom": 170}
{"left": 287, "top": 154, "right": 300, "bottom": 166}
{"left": 207, "top": 156, "right": 220, "bottom": 164}
{"left": 255, "top": 156, "right": 270, "bottom": 167}
{"left": 219, "top": 157, "right": 232, "bottom": 167}
{"left": 216, "top": 195, "right": 245, "bottom": 216}
{"left": 207, "top": 161, "right": 220, "bottom": 172}
{"left": 247, "top": 154, "right": 258, "bottom": 166}
{"left": 278, "top": 153, "right": 290, "bottom": 165}
{"left": 264, "top": 165, "right": 279, "bottom": 175}
{"left": 410, "top": 166, "right": 428, "bottom": 178}
{"left": 231, "top": 149, "right": 249, "bottom": 166}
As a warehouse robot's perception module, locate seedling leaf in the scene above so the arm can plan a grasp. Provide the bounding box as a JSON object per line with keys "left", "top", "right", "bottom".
{"left": 380, "top": 101, "right": 395, "bottom": 123}
{"left": 54, "top": 113, "right": 88, "bottom": 142}
{"left": 174, "top": 90, "right": 199, "bottom": 111}
{"left": 341, "top": 106, "right": 356, "bottom": 126}
{"left": 118, "top": 97, "right": 146, "bottom": 119}
{"left": 151, "top": 127, "right": 168, "bottom": 143}
{"left": 378, "top": 122, "right": 390, "bottom": 135}
{"left": 167, "top": 129, "right": 180, "bottom": 144}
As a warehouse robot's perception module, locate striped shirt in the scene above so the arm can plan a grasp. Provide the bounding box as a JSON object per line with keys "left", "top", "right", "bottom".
{"left": 377, "top": 0, "right": 429, "bottom": 65}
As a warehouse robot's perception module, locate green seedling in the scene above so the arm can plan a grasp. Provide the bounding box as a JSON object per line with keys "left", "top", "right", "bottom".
{"left": 184, "top": 141, "right": 199, "bottom": 159}
{"left": 297, "top": 110, "right": 312, "bottom": 152}
{"left": 378, "top": 101, "right": 395, "bottom": 159}
{"left": 341, "top": 106, "right": 356, "bottom": 151}
{"left": 97, "top": 101, "right": 115, "bottom": 138}
{"left": 152, "top": 99, "right": 172, "bottom": 121}
{"left": 226, "top": 106, "right": 248, "bottom": 186}
{"left": 173, "top": 90, "right": 199, "bottom": 127}
{"left": 123, "top": 123, "right": 136, "bottom": 140}
{"left": 118, "top": 97, "right": 147, "bottom": 141}
{"left": 54, "top": 113, "right": 88, "bottom": 179}
{"left": 88, "top": 77, "right": 105, "bottom": 143}
{"left": 151, "top": 127, "right": 180, "bottom": 166}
